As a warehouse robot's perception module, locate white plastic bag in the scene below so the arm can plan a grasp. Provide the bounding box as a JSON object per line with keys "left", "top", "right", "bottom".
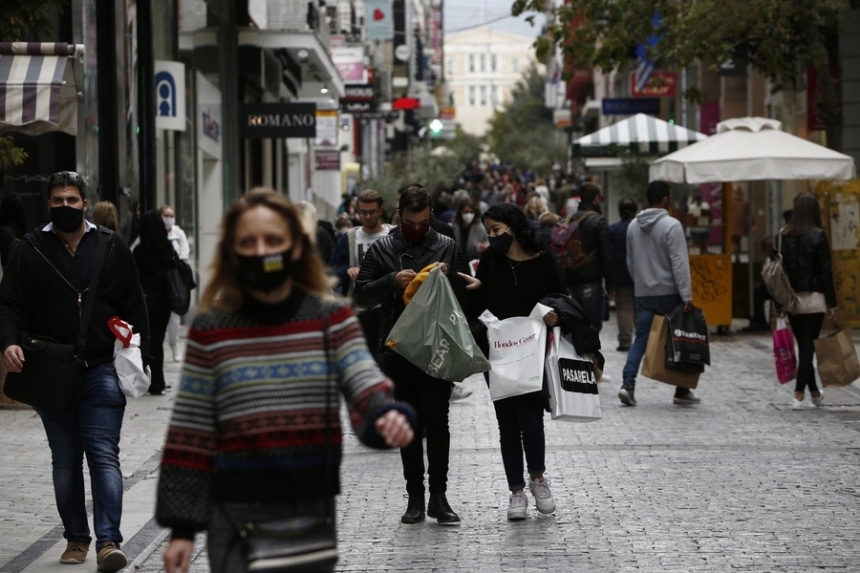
{"left": 545, "top": 327, "right": 602, "bottom": 422}
{"left": 108, "top": 317, "right": 151, "bottom": 398}
{"left": 479, "top": 303, "right": 551, "bottom": 401}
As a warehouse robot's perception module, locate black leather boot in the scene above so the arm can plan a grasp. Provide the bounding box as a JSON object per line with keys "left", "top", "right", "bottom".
{"left": 400, "top": 495, "right": 425, "bottom": 524}
{"left": 427, "top": 493, "right": 460, "bottom": 525}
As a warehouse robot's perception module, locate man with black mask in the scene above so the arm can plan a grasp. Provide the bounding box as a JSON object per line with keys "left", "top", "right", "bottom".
{"left": 0, "top": 171, "right": 149, "bottom": 572}
{"left": 355, "top": 184, "right": 469, "bottom": 526}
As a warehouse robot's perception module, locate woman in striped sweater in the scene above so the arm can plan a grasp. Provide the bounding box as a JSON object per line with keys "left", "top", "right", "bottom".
{"left": 156, "top": 189, "right": 415, "bottom": 573}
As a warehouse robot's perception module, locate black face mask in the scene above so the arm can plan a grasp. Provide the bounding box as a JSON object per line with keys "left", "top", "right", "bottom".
{"left": 488, "top": 232, "right": 514, "bottom": 255}
{"left": 50, "top": 205, "right": 85, "bottom": 233}
{"left": 235, "top": 250, "right": 296, "bottom": 293}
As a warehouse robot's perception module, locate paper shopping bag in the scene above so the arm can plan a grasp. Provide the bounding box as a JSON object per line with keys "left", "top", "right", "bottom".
{"left": 641, "top": 314, "right": 700, "bottom": 389}
{"left": 480, "top": 303, "right": 552, "bottom": 401}
{"left": 772, "top": 317, "right": 797, "bottom": 384}
{"left": 545, "top": 327, "right": 601, "bottom": 422}
{"left": 814, "top": 329, "right": 860, "bottom": 388}
{"left": 108, "top": 317, "right": 151, "bottom": 398}
{"left": 386, "top": 267, "right": 490, "bottom": 382}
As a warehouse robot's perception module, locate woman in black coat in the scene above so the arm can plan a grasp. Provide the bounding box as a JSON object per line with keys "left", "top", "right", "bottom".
{"left": 133, "top": 210, "right": 176, "bottom": 395}
{"left": 776, "top": 193, "right": 837, "bottom": 409}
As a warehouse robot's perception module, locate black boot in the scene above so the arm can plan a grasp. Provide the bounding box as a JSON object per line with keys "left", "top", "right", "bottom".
{"left": 400, "top": 495, "right": 425, "bottom": 524}
{"left": 427, "top": 493, "right": 460, "bottom": 525}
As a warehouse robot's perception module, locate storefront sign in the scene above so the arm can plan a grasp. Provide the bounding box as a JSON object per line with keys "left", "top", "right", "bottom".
{"left": 241, "top": 103, "right": 316, "bottom": 138}
{"left": 315, "top": 150, "right": 341, "bottom": 171}
{"left": 630, "top": 71, "right": 676, "bottom": 97}
{"left": 602, "top": 98, "right": 659, "bottom": 116}
{"left": 331, "top": 46, "right": 365, "bottom": 84}
{"left": 315, "top": 109, "right": 339, "bottom": 147}
{"left": 366, "top": 0, "right": 394, "bottom": 41}
{"left": 343, "top": 84, "right": 375, "bottom": 102}
{"left": 155, "top": 60, "right": 186, "bottom": 131}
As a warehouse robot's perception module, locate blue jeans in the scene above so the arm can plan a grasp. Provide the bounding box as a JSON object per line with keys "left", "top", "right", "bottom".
{"left": 622, "top": 294, "right": 689, "bottom": 395}
{"left": 567, "top": 281, "right": 604, "bottom": 332}
{"left": 36, "top": 362, "right": 126, "bottom": 549}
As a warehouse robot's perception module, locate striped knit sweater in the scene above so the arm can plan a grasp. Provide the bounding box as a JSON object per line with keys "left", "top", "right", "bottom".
{"left": 155, "top": 291, "right": 412, "bottom": 537}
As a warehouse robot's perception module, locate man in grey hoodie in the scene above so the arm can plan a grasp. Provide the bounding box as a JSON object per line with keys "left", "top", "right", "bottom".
{"left": 618, "top": 180, "right": 701, "bottom": 406}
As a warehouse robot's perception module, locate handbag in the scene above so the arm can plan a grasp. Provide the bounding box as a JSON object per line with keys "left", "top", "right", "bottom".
{"left": 227, "top": 307, "right": 338, "bottom": 573}
{"left": 814, "top": 328, "right": 860, "bottom": 388}
{"left": 479, "top": 303, "right": 552, "bottom": 401}
{"left": 772, "top": 317, "right": 797, "bottom": 384}
{"left": 108, "top": 316, "right": 151, "bottom": 398}
{"left": 545, "top": 327, "right": 602, "bottom": 422}
{"left": 3, "top": 227, "right": 111, "bottom": 411}
{"left": 385, "top": 266, "right": 490, "bottom": 382}
{"left": 166, "top": 256, "right": 194, "bottom": 315}
{"left": 761, "top": 233, "right": 799, "bottom": 313}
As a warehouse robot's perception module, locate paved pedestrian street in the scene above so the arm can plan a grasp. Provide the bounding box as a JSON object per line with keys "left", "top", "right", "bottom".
{"left": 1, "top": 318, "right": 859, "bottom": 573}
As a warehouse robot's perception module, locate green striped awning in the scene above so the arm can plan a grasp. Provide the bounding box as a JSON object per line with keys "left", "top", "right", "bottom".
{"left": 572, "top": 113, "right": 707, "bottom": 156}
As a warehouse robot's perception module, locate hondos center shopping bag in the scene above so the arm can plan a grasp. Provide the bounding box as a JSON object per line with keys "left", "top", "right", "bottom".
{"left": 641, "top": 314, "right": 700, "bottom": 389}
{"left": 545, "top": 327, "right": 601, "bottom": 422}
{"left": 479, "top": 303, "right": 551, "bottom": 401}
{"left": 385, "top": 266, "right": 490, "bottom": 382}
{"left": 814, "top": 329, "right": 860, "bottom": 388}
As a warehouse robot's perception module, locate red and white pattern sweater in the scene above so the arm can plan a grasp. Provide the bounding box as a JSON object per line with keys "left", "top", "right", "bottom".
{"left": 155, "top": 292, "right": 411, "bottom": 538}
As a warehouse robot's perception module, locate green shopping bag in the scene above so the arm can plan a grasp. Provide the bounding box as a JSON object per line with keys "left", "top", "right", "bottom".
{"left": 385, "top": 266, "right": 490, "bottom": 382}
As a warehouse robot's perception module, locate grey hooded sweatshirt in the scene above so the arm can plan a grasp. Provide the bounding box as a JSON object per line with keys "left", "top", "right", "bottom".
{"left": 626, "top": 208, "right": 692, "bottom": 301}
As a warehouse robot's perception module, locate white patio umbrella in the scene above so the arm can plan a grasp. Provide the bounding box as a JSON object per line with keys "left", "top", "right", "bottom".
{"left": 649, "top": 117, "right": 856, "bottom": 183}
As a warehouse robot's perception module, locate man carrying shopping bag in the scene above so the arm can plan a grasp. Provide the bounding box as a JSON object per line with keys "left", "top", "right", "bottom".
{"left": 355, "top": 184, "right": 469, "bottom": 525}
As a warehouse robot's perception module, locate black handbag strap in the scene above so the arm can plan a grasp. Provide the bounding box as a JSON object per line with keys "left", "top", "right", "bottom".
{"left": 27, "top": 226, "right": 112, "bottom": 361}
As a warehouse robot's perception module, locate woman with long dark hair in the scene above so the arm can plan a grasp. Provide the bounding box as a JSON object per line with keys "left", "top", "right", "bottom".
{"left": 449, "top": 198, "right": 488, "bottom": 261}
{"left": 133, "top": 210, "right": 175, "bottom": 394}
{"left": 458, "top": 203, "right": 563, "bottom": 521}
{"left": 156, "top": 189, "right": 414, "bottom": 573}
{"left": 776, "top": 193, "right": 837, "bottom": 409}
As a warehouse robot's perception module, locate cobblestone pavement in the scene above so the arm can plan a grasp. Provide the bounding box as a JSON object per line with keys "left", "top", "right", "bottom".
{"left": 1, "top": 317, "right": 859, "bottom": 573}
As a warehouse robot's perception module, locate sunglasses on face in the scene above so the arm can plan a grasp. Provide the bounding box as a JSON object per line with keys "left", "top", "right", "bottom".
{"left": 49, "top": 171, "right": 86, "bottom": 189}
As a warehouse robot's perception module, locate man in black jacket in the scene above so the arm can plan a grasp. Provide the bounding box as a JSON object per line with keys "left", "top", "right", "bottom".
{"left": 564, "top": 182, "right": 614, "bottom": 332}
{"left": 0, "top": 171, "right": 149, "bottom": 572}
{"left": 355, "top": 184, "right": 468, "bottom": 526}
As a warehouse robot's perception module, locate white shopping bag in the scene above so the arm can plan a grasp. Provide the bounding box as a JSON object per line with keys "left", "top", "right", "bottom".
{"left": 545, "top": 327, "right": 602, "bottom": 422}
{"left": 108, "top": 317, "right": 151, "bottom": 398}
{"left": 479, "top": 303, "right": 552, "bottom": 401}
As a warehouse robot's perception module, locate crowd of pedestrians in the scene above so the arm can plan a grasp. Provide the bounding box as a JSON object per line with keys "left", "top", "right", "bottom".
{"left": 0, "top": 164, "right": 841, "bottom": 573}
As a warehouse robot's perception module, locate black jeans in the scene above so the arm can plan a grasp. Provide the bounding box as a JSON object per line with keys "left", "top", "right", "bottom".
{"left": 380, "top": 350, "right": 452, "bottom": 497}
{"left": 787, "top": 312, "right": 824, "bottom": 394}
{"left": 492, "top": 391, "right": 546, "bottom": 491}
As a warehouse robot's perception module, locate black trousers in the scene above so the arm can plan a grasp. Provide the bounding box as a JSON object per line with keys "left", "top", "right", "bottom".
{"left": 145, "top": 289, "right": 172, "bottom": 394}
{"left": 380, "top": 350, "right": 452, "bottom": 497}
{"left": 787, "top": 312, "right": 824, "bottom": 394}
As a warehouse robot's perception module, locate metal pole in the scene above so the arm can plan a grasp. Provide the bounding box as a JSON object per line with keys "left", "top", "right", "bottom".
{"left": 96, "top": 2, "right": 119, "bottom": 203}
{"left": 137, "top": 0, "right": 156, "bottom": 213}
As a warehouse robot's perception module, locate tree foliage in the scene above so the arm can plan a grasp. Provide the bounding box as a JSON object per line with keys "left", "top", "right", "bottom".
{"left": 486, "top": 64, "right": 568, "bottom": 171}
{"left": 0, "top": 0, "right": 64, "bottom": 168}
{"left": 513, "top": 0, "right": 853, "bottom": 148}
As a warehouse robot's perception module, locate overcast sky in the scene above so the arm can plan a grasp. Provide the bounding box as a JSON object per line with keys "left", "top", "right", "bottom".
{"left": 443, "top": 0, "right": 546, "bottom": 39}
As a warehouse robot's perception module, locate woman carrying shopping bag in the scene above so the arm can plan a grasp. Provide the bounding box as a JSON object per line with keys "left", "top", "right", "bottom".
{"left": 773, "top": 193, "right": 838, "bottom": 409}
{"left": 458, "top": 203, "right": 564, "bottom": 521}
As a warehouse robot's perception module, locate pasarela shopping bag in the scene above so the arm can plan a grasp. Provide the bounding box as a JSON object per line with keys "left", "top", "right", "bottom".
{"left": 545, "top": 327, "right": 601, "bottom": 422}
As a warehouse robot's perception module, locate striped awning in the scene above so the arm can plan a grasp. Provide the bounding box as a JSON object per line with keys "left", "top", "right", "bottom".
{"left": 0, "top": 42, "right": 83, "bottom": 136}
{"left": 572, "top": 113, "right": 707, "bottom": 157}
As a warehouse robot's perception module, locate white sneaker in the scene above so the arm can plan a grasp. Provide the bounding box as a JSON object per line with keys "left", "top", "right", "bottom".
{"left": 507, "top": 492, "right": 528, "bottom": 521}
{"left": 791, "top": 398, "right": 814, "bottom": 410}
{"left": 450, "top": 383, "right": 472, "bottom": 401}
{"left": 528, "top": 478, "right": 556, "bottom": 514}
{"left": 811, "top": 390, "right": 824, "bottom": 407}
{"left": 170, "top": 345, "right": 182, "bottom": 362}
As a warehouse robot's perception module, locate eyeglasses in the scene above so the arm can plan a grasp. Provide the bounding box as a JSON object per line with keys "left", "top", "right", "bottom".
{"left": 357, "top": 209, "right": 379, "bottom": 217}
{"left": 49, "top": 171, "right": 86, "bottom": 189}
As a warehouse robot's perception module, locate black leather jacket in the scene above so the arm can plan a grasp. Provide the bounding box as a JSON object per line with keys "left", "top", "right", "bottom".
{"left": 565, "top": 204, "right": 615, "bottom": 292}
{"left": 354, "top": 227, "right": 468, "bottom": 341}
{"left": 777, "top": 228, "right": 837, "bottom": 308}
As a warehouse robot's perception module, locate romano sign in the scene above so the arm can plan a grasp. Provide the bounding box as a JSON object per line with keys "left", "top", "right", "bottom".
{"left": 241, "top": 102, "right": 317, "bottom": 138}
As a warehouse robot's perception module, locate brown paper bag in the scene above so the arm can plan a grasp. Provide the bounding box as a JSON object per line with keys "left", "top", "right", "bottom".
{"left": 814, "top": 329, "right": 860, "bottom": 388}
{"left": 641, "top": 314, "right": 700, "bottom": 389}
